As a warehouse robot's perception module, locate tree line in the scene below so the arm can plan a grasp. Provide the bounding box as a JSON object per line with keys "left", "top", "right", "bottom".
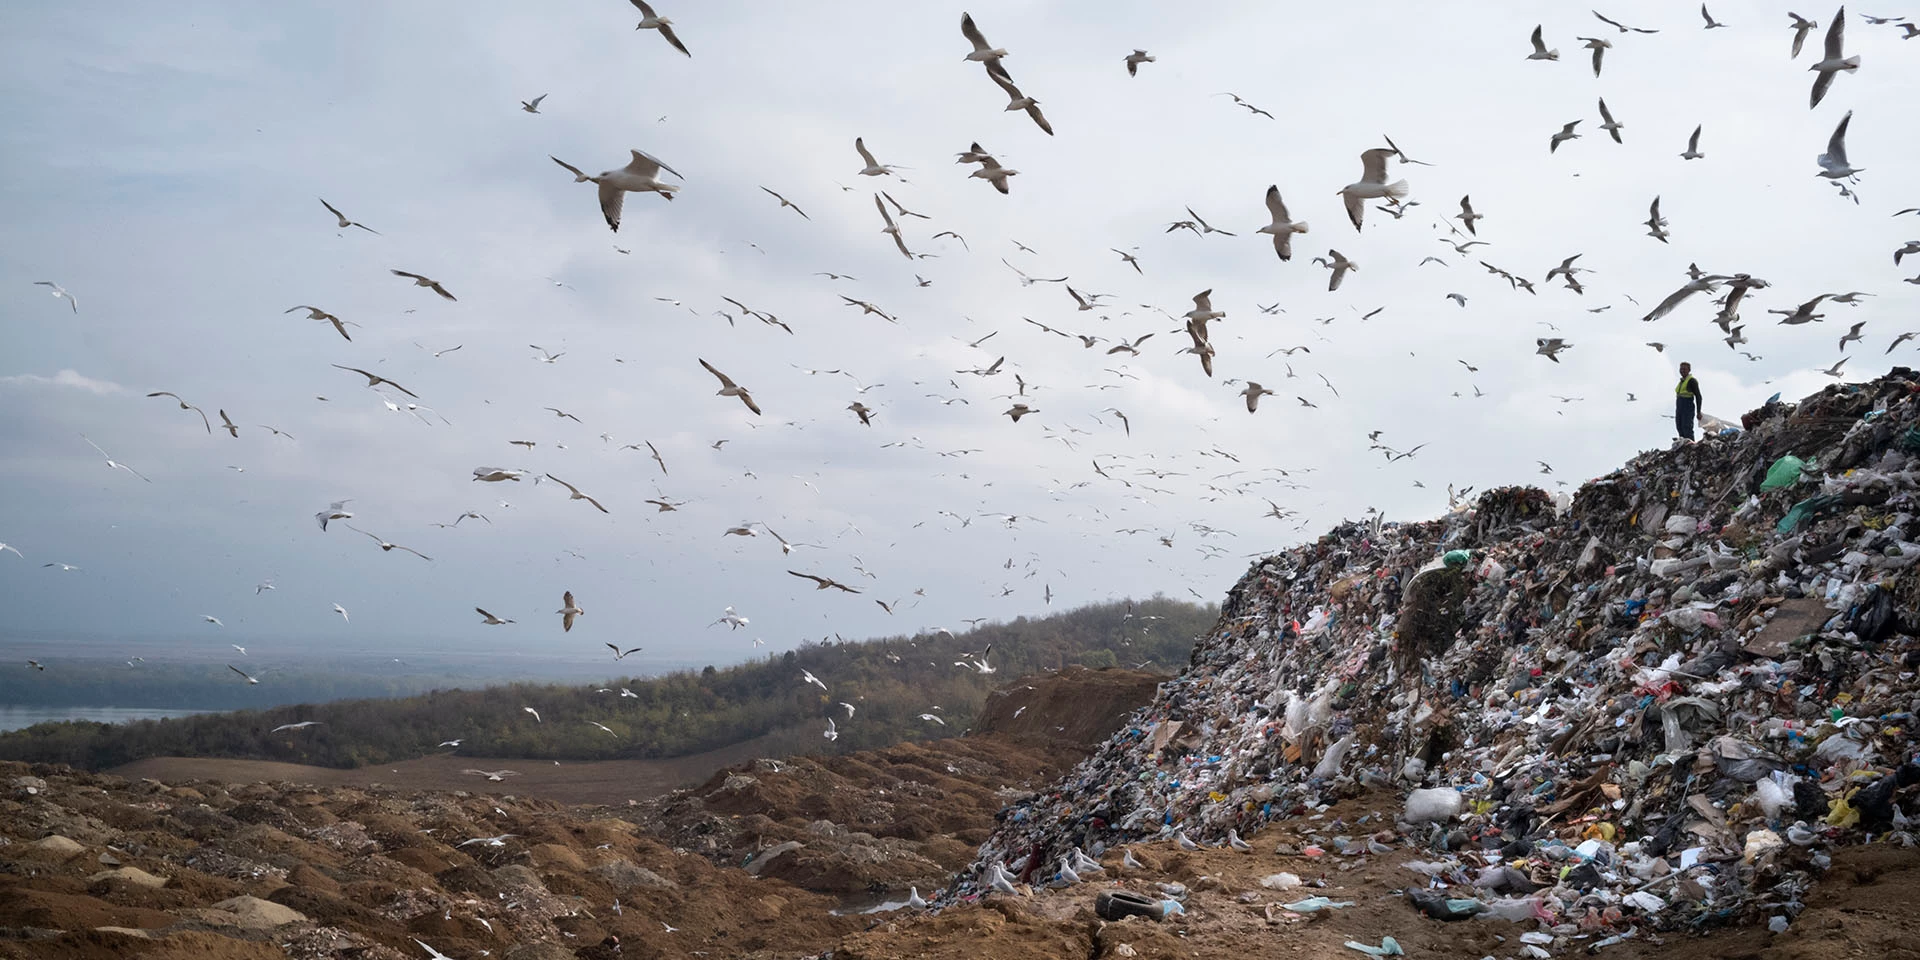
{"left": 0, "top": 597, "right": 1213, "bottom": 770}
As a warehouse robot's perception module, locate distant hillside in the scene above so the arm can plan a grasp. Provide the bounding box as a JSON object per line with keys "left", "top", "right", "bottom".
{"left": 0, "top": 597, "right": 1210, "bottom": 770}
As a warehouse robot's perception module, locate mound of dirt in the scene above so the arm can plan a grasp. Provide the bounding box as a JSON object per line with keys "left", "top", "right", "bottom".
{"left": 636, "top": 668, "right": 1166, "bottom": 897}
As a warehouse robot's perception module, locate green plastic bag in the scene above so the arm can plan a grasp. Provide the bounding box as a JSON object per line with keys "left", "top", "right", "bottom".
{"left": 1442, "top": 549, "right": 1472, "bottom": 568}
{"left": 1760, "top": 456, "right": 1805, "bottom": 492}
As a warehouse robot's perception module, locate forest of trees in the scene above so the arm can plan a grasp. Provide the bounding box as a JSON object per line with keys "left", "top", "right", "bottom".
{"left": 0, "top": 597, "right": 1215, "bottom": 770}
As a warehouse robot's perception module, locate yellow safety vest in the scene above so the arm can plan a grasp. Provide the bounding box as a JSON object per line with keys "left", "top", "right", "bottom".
{"left": 1675, "top": 376, "right": 1699, "bottom": 399}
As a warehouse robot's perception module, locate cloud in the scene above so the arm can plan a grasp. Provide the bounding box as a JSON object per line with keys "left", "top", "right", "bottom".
{"left": 0, "top": 369, "right": 126, "bottom": 395}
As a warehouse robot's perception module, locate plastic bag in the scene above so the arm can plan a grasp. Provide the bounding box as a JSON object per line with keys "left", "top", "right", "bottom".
{"left": 1760, "top": 456, "right": 1806, "bottom": 492}
{"left": 1442, "top": 549, "right": 1472, "bottom": 568}
{"left": 1404, "top": 787, "right": 1463, "bottom": 823}
{"left": 1311, "top": 734, "right": 1354, "bottom": 779}
{"left": 1754, "top": 777, "right": 1795, "bottom": 820}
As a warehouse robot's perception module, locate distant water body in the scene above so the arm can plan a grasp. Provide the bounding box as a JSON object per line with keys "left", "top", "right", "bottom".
{"left": 0, "top": 706, "right": 208, "bottom": 733}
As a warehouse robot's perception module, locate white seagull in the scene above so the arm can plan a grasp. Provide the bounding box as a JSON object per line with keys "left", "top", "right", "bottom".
{"left": 629, "top": 0, "right": 691, "bottom": 56}
{"left": 854, "top": 137, "right": 899, "bottom": 177}
{"left": 801, "top": 668, "right": 828, "bottom": 692}
{"left": 1257, "top": 186, "right": 1308, "bottom": 260}
{"left": 1527, "top": 25, "right": 1560, "bottom": 60}
{"left": 1338, "top": 149, "right": 1408, "bottom": 231}
{"left": 523, "top": 706, "right": 542, "bottom": 723}
{"left": 520, "top": 93, "right": 546, "bottom": 113}
{"left": 1809, "top": 11, "right": 1859, "bottom": 109}
{"left": 33, "top": 281, "right": 77, "bottom": 313}
{"left": 331, "top": 603, "right": 349, "bottom": 623}
{"left": 319, "top": 198, "right": 379, "bottom": 234}
{"left": 476, "top": 608, "right": 515, "bottom": 625}
{"left": 959, "top": 13, "right": 1007, "bottom": 65}
{"left": 270, "top": 721, "right": 324, "bottom": 733}
{"left": 557, "top": 591, "right": 584, "bottom": 632}
{"left": 698, "top": 358, "right": 762, "bottom": 415}
{"left": 592, "top": 150, "right": 684, "bottom": 232}
{"left": 228, "top": 665, "right": 259, "bottom": 685}
{"left": 1816, "top": 110, "right": 1861, "bottom": 179}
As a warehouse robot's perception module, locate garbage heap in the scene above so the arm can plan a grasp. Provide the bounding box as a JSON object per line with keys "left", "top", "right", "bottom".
{"left": 959, "top": 371, "right": 1920, "bottom": 934}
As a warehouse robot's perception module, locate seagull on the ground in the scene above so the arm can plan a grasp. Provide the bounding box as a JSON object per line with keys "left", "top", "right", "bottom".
{"left": 476, "top": 608, "right": 515, "bottom": 625}
{"left": 319, "top": 198, "right": 379, "bottom": 234}
{"left": 629, "top": 0, "right": 691, "bottom": 56}
{"left": 33, "top": 281, "right": 77, "bottom": 313}
{"left": 1339, "top": 148, "right": 1409, "bottom": 231}
{"left": 557, "top": 591, "right": 584, "bottom": 632}
{"left": 1809, "top": 12, "right": 1859, "bottom": 108}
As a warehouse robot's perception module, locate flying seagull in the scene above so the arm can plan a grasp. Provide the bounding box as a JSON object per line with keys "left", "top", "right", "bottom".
{"left": 593, "top": 150, "right": 683, "bottom": 231}
{"left": 1809, "top": 12, "right": 1860, "bottom": 109}
{"left": 1789, "top": 12, "right": 1819, "bottom": 58}
{"left": 1580, "top": 36, "right": 1613, "bottom": 76}
{"left": 523, "top": 706, "right": 542, "bottom": 723}
{"left": 606, "top": 643, "right": 643, "bottom": 660}
{"left": 228, "top": 665, "right": 259, "bottom": 685}
{"left": 342, "top": 524, "right": 432, "bottom": 560}
{"left": 81, "top": 436, "right": 151, "bottom": 483}
{"left": 1701, "top": 4, "right": 1729, "bottom": 29}
{"left": 987, "top": 71, "right": 1053, "bottom": 135}
{"left": 331, "top": 364, "right": 418, "bottom": 398}
{"left": 286, "top": 305, "right": 353, "bottom": 341}
{"left": 1527, "top": 25, "right": 1560, "bottom": 60}
{"left": 271, "top": 721, "right": 324, "bottom": 733}
{"left": 476, "top": 608, "right": 515, "bottom": 625}
{"left": 33, "top": 281, "right": 77, "bottom": 313}
{"left": 698, "top": 358, "right": 762, "bottom": 415}
{"left": 319, "top": 198, "right": 379, "bottom": 234}
{"left": 332, "top": 603, "right": 349, "bottom": 622}
{"left": 389, "top": 270, "right": 456, "bottom": 301}
{"left": 1124, "top": 49, "right": 1155, "bottom": 75}
{"left": 759, "top": 186, "right": 809, "bottom": 219}
{"left": 1680, "top": 125, "right": 1706, "bottom": 160}
{"left": 1816, "top": 110, "right": 1861, "bottom": 180}
{"left": 630, "top": 0, "right": 691, "bottom": 56}
{"left": 557, "top": 591, "right": 584, "bottom": 632}
{"left": 959, "top": 12, "right": 1007, "bottom": 66}
{"left": 872, "top": 194, "right": 914, "bottom": 259}
{"left": 789, "top": 570, "right": 862, "bottom": 593}
{"left": 146, "top": 392, "right": 211, "bottom": 433}
{"left": 854, "top": 137, "right": 900, "bottom": 177}
{"left": 1339, "top": 148, "right": 1408, "bottom": 231}
{"left": 1597, "top": 98, "right": 1625, "bottom": 143}
{"left": 1258, "top": 186, "right": 1308, "bottom": 260}
{"left": 546, "top": 474, "right": 609, "bottom": 513}
{"left": 1239, "top": 382, "right": 1275, "bottom": 412}
{"left": 520, "top": 93, "right": 546, "bottom": 113}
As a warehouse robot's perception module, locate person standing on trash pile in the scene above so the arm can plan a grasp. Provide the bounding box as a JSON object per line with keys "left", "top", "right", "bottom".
{"left": 1674, "top": 362, "right": 1704, "bottom": 442}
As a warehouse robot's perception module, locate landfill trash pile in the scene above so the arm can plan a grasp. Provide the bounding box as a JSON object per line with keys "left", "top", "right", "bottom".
{"left": 956, "top": 372, "right": 1920, "bottom": 939}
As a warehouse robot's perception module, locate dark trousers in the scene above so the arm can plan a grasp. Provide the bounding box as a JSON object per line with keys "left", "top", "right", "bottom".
{"left": 1676, "top": 398, "right": 1695, "bottom": 440}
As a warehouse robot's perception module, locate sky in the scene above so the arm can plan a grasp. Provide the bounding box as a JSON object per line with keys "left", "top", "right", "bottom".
{"left": 1, "top": 1, "right": 1917, "bottom": 673}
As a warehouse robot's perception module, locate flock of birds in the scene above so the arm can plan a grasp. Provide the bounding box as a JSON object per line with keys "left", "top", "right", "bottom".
{"left": 9, "top": 4, "right": 1920, "bottom": 763}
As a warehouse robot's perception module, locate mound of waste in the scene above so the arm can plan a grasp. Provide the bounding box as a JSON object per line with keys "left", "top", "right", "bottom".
{"left": 959, "top": 371, "right": 1920, "bottom": 938}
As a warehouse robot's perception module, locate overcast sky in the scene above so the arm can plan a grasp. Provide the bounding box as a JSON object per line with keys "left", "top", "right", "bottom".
{"left": 2, "top": 1, "right": 1916, "bottom": 670}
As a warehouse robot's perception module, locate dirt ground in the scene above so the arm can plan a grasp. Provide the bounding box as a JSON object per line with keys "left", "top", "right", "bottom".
{"left": 108, "top": 729, "right": 790, "bottom": 807}
{"left": 7, "top": 667, "right": 1914, "bottom": 960}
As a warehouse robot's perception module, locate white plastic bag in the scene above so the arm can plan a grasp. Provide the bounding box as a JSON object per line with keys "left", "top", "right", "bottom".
{"left": 1404, "top": 787, "right": 1463, "bottom": 823}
